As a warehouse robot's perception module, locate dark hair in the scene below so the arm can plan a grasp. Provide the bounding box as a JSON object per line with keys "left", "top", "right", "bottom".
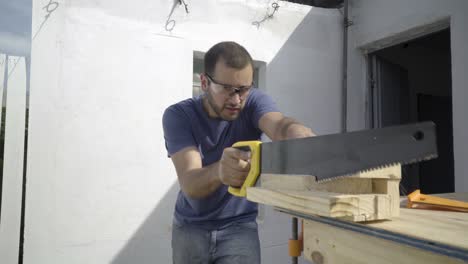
{"left": 204, "top": 41, "right": 253, "bottom": 76}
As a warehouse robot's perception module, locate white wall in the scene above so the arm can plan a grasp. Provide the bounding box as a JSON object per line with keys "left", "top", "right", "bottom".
{"left": 266, "top": 7, "right": 342, "bottom": 135}
{"left": 347, "top": 0, "right": 468, "bottom": 192}
{"left": 25, "top": 3, "right": 192, "bottom": 264}
{"left": 23, "top": 1, "right": 341, "bottom": 264}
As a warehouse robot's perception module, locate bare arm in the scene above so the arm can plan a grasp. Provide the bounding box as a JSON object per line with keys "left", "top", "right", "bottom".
{"left": 259, "top": 112, "right": 315, "bottom": 141}
{"left": 171, "top": 146, "right": 251, "bottom": 199}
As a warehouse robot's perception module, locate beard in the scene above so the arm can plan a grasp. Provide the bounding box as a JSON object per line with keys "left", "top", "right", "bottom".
{"left": 205, "top": 90, "right": 243, "bottom": 121}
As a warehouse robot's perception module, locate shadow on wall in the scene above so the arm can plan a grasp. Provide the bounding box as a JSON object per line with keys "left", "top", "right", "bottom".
{"left": 111, "top": 181, "right": 179, "bottom": 264}
{"left": 265, "top": 7, "right": 342, "bottom": 135}
{"left": 257, "top": 9, "right": 342, "bottom": 263}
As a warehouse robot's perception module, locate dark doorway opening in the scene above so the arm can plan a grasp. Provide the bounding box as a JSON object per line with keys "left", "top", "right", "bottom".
{"left": 368, "top": 28, "right": 453, "bottom": 195}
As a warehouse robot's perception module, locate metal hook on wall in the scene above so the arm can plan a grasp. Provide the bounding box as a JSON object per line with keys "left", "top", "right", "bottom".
{"left": 252, "top": 2, "right": 280, "bottom": 29}
{"left": 165, "top": 0, "right": 190, "bottom": 32}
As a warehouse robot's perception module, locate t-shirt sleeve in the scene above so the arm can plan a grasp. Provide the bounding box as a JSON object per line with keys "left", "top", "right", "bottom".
{"left": 248, "top": 89, "right": 280, "bottom": 129}
{"left": 162, "top": 105, "right": 197, "bottom": 157}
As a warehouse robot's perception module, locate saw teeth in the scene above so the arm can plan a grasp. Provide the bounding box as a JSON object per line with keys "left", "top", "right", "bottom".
{"left": 316, "top": 173, "right": 354, "bottom": 183}
{"left": 315, "top": 154, "right": 436, "bottom": 183}
{"left": 315, "top": 162, "right": 405, "bottom": 182}
{"left": 400, "top": 154, "right": 438, "bottom": 166}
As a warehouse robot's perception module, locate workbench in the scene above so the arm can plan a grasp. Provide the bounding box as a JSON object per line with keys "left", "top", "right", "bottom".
{"left": 247, "top": 166, "right": 468, "bottom": 264}
{"left": 280, "top": 193, "right": 468, "bottom": 264}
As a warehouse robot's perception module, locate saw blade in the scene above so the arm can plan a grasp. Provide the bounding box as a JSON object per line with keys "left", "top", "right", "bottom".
{"left": 260, "top": 121, "right": 438, "bottom": 182}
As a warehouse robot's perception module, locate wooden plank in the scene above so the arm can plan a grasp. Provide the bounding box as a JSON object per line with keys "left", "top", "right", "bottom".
{"left": 303, "top": 219, "right": 466, "bottom": 264}
{"left": 260, "top": 164, "right": 401, "bottom": 195}
{"left": 365, "top": 207, "right": 468, "bottom": 250}
{"left": 373, "top": 179, "right": 400, "bottom": 217}
{"left": 247, "top": 187, "right": 392, "bottom": 221}
{"left": 261, "top": 174, "right": 373, "bottom": 194}
{"left": 254, "top": 165, "right": 402, "bottom": 221}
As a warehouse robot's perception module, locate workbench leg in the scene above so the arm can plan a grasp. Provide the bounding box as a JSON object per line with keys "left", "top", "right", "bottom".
{"left": 292, "top": 217, "right": 298, "bottom": 264}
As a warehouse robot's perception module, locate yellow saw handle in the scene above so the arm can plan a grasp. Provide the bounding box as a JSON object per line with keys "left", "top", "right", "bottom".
{"left": 228, "top": 141, "right": 262, "bottom": 197}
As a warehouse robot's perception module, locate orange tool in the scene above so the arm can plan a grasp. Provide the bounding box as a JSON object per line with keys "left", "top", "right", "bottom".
{"left": 407, "top": 189, "right": 468, "bottom": 212}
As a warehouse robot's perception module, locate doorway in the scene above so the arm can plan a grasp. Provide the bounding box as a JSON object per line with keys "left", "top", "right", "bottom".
{"left": 368, "top": 28, "right": 454, "bottom": 195}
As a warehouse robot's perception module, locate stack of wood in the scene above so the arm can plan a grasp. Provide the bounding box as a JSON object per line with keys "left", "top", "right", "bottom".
{"left": 248, "top": 165, "right": 402, "bottom": 222}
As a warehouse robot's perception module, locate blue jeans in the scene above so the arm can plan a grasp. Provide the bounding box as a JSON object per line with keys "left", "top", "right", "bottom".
{"left": 172, "top": 221, "right": 261, "bottom": 264}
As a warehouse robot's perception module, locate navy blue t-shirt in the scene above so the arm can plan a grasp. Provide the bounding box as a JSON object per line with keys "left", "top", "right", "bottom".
{"left": 162, "top": 88, "right": 279, "bottom": 229}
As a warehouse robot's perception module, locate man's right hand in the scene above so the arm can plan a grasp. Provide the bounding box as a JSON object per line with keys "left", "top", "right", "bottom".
{"left": 218, "top": 147, "right": 251, "bottom": 187}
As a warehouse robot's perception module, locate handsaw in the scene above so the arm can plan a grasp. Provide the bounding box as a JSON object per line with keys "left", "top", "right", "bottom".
{"left": 228, "top": 121, "right": 437, "bottom": 197}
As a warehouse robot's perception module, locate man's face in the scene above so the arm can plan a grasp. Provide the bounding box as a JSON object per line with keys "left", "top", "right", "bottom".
{"left": 201, "top": 60, "right": 253, "bottom": 121}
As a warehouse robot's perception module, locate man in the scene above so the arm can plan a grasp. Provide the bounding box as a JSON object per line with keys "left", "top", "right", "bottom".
{"left": 163, "top": 41, "right": 314, "bottom": 264}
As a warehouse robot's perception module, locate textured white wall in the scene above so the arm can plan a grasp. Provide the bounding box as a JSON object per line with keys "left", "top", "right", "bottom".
{"left": 266, "top": 8, "right": 343, "bottom": 135}
{"left": 24, "top": 1, "right": 340, "bottom": 264}
{"left": 347, "top": 0, "right": 468, "bottom": 192}
{"left": 25, "top": 4, "right": 192, "bottom": 264}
